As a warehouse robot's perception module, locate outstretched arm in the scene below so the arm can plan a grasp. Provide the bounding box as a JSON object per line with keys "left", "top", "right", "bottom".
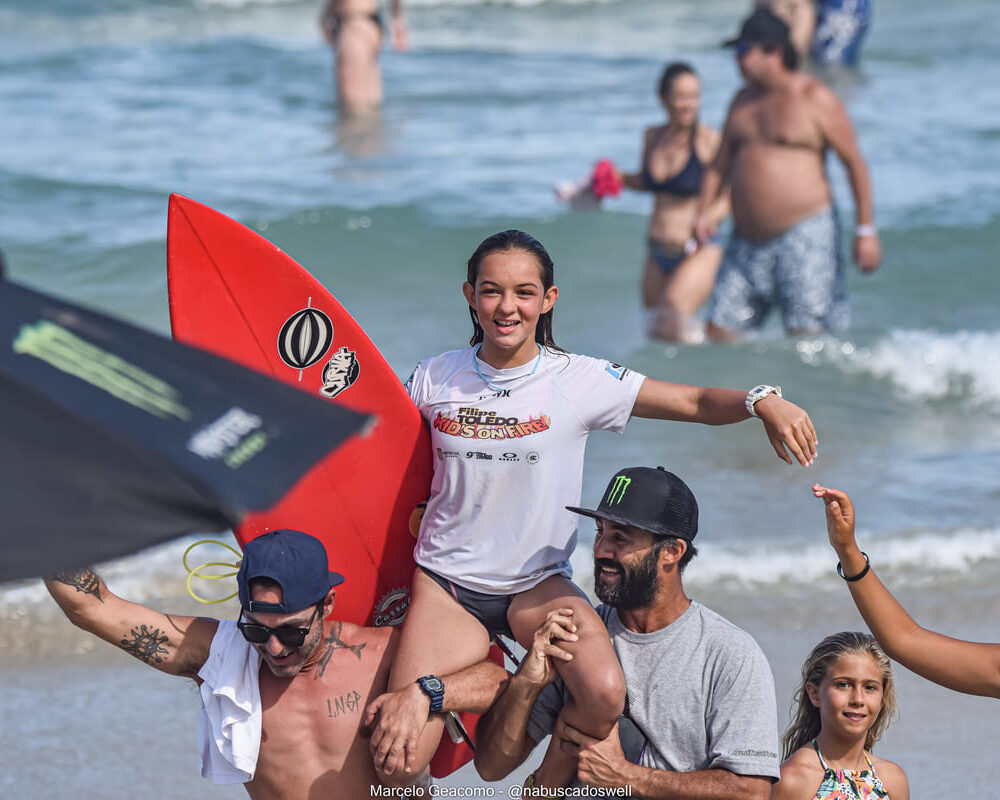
{"left": 632, "top": 380, "right": 818, "bottom": 467}
{"left": 815, "top": 485, "right": 1000, "bottom": 697}
{"left": 45, "top": 568, "right": 216, "bottom": 680}
{"left": 618, "top": 128, "right": 656, "bottom": 192}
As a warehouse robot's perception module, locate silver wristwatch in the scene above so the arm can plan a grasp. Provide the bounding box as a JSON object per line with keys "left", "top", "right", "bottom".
{"left": 745, "top": 384, "right": 782, "bottom": 417}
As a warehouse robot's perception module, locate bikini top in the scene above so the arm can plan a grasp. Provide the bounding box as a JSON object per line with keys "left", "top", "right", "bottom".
{"left": 641, "top": 126, "right": 704, "bottom": 197}
{"left": 812, "top": 740, "right": 889, "bottom": 800}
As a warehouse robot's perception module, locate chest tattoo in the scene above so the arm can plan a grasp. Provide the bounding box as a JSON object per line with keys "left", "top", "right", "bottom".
{"left": 315, "top": 621, "right": 366, "bottom": 678}
{"left": 326, "top": 690, "right": 363, "bottom": 719}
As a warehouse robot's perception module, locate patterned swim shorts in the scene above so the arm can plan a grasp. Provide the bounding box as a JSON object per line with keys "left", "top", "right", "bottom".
{"left": 708, "top": 208, "right": 849, "bottom": 333}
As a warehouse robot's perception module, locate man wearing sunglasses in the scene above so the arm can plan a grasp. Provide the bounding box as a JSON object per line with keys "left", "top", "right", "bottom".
{"left": 693, "top": 7, "right": 881, "bottom": 340}
{"left": 45, "top": 529, "right": 506, "bottom": 798}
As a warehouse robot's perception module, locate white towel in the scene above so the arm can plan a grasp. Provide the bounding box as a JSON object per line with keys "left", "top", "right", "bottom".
{"left": 197, "top": 619, "right": 262, "bottom": 784}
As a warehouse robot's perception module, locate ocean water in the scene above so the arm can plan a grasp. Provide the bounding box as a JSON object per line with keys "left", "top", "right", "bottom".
{"left": 2, "top": 0, "right": 999, "bottom": 795}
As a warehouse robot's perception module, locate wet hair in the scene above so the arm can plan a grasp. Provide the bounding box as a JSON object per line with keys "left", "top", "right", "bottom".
{"left": 782, "top": 632, "right": 898, "bottom": 759}
{"left": 658, "top": 62, "right": 697, "bottom": 100}
{"left": 465, "top": 229, "right": 562, "bottom": 351}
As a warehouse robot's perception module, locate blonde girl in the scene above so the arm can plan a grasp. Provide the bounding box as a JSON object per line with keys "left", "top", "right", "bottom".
{"left": 774, "top": 632, "right": 908, "bottom": 800}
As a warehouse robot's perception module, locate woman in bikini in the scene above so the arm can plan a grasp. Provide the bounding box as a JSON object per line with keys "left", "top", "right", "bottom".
{"left": 366, "top": 229, "right": 817, "bottom": 790}
{"left": 619, "top": 63, "right": 730, "bottom": 342}
{"left": 320, "top": 0, "right": 407, "bottom": 114}
{"left": 773, "top": 631, "right": 909, "bottom": 799}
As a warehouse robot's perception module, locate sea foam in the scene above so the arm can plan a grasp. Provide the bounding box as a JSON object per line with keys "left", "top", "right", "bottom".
{"left": 796, "top": 329, "right": 1000, "bottom": 410}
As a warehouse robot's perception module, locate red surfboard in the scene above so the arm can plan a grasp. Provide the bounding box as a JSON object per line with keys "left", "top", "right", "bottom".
{"left": 166, "top": 194, "right": 487, "bottom": 777}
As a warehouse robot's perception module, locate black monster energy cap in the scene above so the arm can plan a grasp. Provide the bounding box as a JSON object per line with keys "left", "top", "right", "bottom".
{"left": 567, "top": 466, "right": 698, "bottom": 541}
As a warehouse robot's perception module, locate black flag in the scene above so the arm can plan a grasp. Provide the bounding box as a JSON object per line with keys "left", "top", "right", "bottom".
{"left": 0, "top": 279, "right": 372, "bottom": 582}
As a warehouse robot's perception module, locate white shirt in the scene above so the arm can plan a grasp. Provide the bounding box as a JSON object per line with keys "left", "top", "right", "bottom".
{"left": 407, "top": 346, "right": 645, "bottom": 593}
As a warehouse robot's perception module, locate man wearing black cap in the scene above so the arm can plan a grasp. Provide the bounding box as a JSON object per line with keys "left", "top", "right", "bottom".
{"left": 45, "top": 529, "right": 505, "bottom": 798}
{"left": 694, "top": 6, "right": 880, "bottom": 340}
{"left": 475, "top": 467, "right": 780, "bottom": 798}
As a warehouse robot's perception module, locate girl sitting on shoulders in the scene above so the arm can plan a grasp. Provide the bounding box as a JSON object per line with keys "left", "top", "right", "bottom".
{"left": 773, "top": 631, "right": 909, "bottom": 800}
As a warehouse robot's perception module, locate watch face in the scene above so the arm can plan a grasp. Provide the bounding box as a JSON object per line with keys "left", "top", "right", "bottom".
{"left": 423, "top": 677, "right": 443, "bottom": 693}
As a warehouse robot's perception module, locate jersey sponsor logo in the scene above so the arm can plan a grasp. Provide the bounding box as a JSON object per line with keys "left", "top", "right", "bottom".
{"left": 605, "top": 362, "right": 629, "bottom": 381}
{"left": 477, "top": 388, "right": 511, "bottom": 400}
{"left": 606, "top": 475, "right": 631, "bottom": 504}
{"left": 373, "top": 587, "right": 411, "bottom": 627}
{"left": 465, "top": 451, "right": 493, "bottom": 460}
{"left": 433, "top": 407, "right": 551, "bottom": 441}
{"left": 277, "top": 306, "right": 333, "bottom": 370}
{"left": 437, "top": 448, "right": 461, "bottom": 460}
{"left": 319, "top": 346, "right": 360, "bottom": 399}
{"left": 499, "top": 452, "right": 519, "bottom": 462}
{"left": 526, "top": 451, "right": 540, "bottom": 464}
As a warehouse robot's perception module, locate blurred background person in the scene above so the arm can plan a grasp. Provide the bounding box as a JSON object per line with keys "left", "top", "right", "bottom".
{"left": 812, "top": 0, "right": 873, "bottom": 68}
{"left": 695, "top": 8, "right": 880, "bottom": 340}
{"left": 321, "top": 0, "right": 407, "bottom": 114}
{"left": 618, "top": 63, "right": 728, "bottom": 343}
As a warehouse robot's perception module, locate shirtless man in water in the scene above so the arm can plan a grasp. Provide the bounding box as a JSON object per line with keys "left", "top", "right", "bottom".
{"left": 46, "top": 530, "right": 504, "bottom": 798}
{"left": 694, "top": 8, "right": 880, "bottom": 339}
{"left": 321, "top": 0, "right": 407, "bottom": 114}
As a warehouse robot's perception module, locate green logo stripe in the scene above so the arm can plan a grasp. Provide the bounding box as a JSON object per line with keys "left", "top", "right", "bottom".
{"left": 606, "top": 475, "right": 631, "bottom": 505}
{"left": 14, "top": 320, "right": 191, "bottom": 421}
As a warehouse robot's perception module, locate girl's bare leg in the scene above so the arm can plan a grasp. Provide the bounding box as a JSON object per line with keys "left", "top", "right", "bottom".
{"left": 376, "top": 568, "right": 491, "bottom": 786}
{"left": 508, "top": 575, "right": 625, "bottom": 789}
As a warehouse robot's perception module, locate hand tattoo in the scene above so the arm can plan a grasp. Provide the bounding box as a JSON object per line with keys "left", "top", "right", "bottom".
{"left": 121, "top": 624, "right": 169, "bottom": 664}
{"left": 315, "top": 621, "right": 366, "bottom": 678}
{"left": 51, "top": 569, "right": 102, "bottom": 601}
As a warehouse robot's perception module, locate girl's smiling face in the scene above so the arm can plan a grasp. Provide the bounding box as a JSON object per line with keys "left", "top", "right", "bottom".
{"left": 807, "top": 653, "right": 885, "bottom": 739}
{"left": 463, "top": 248, "right": 558, "bottom": 368}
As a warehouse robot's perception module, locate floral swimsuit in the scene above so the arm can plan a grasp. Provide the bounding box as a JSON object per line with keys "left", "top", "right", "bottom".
{"left": 812, "top": 739, "right": 889, "bottom": 800}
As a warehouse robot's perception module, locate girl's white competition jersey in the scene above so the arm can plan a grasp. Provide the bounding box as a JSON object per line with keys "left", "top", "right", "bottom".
{"left": 407, "top": 346, "right": 645, "bottom": 594}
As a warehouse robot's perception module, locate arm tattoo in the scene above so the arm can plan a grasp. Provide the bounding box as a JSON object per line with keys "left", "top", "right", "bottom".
{"left": 120, "top": 624, "right": 170, "bottom": 664}
{"left": 315, "top": 621, "right": 366, "bottom": 678}
{"left": 51, "top": 568, "right": 103, "bottom": 601}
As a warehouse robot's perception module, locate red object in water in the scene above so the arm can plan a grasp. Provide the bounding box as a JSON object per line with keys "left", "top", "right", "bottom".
{"left": 590, "top": 159, "right": 623, "bottom": 198}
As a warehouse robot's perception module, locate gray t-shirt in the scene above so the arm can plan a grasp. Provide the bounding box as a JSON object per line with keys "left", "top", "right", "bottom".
{"left": 526, "top": 601, "right": 780, "bottom": 781}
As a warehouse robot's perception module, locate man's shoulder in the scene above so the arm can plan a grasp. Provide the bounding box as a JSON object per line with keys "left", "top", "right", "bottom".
{"left": 690, "top": 602, "right": 767, "bottom": 656}
{"left": 797, "top": 73, "right": 838, "bottom": 105}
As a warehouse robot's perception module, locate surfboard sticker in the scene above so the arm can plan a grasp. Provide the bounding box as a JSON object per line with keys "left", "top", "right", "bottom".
{"left": 373, "top": 586, "right": 411, "bottom": 627}
{"left": 319, "top": 346, "right": 361, "bottom": 399}
{"left": 167, "top": 193, "right": 494, "bottom": 778}
{"left": 277, "top": 306, "right": 334, "bottom": 371}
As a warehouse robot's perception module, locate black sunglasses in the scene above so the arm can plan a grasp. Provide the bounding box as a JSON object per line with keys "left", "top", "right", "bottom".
{"left": 237, "top": 604, "right": 321, "bottom": 647}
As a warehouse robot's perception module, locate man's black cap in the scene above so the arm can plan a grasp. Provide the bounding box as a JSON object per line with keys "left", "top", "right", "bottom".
{"left": 567, "top": 466, "right": 698, "bottom": 541}
{"left": 723, "top": 7, "right": 792, "bottom": 49}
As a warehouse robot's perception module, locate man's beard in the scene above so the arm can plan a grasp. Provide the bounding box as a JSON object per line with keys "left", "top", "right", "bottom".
{"left": 594, "top": 548, "right": 659, "bottom": 610}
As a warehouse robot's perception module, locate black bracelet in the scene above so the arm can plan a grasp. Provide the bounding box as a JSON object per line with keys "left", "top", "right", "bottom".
{"left": 837, "top": 552, "right": 870, "bottom": 582}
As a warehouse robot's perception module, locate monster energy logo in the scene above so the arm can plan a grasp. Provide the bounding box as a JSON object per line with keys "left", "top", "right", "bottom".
{"left": 606, "top": 476, "right": 631, "bottom": 505}
{"left": 13, "top": 319, "right": 190, "bottom": 421}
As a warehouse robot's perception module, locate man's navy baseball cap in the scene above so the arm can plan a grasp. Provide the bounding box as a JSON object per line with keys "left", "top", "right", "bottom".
{"left": 237, "top": 529, "right": 345, "bottom": 614}
{"left": 722, "top": 7, "right": 792, "bottom": 49}
{"left": 567, "top": 466, "right": 699, "bottom": 541}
